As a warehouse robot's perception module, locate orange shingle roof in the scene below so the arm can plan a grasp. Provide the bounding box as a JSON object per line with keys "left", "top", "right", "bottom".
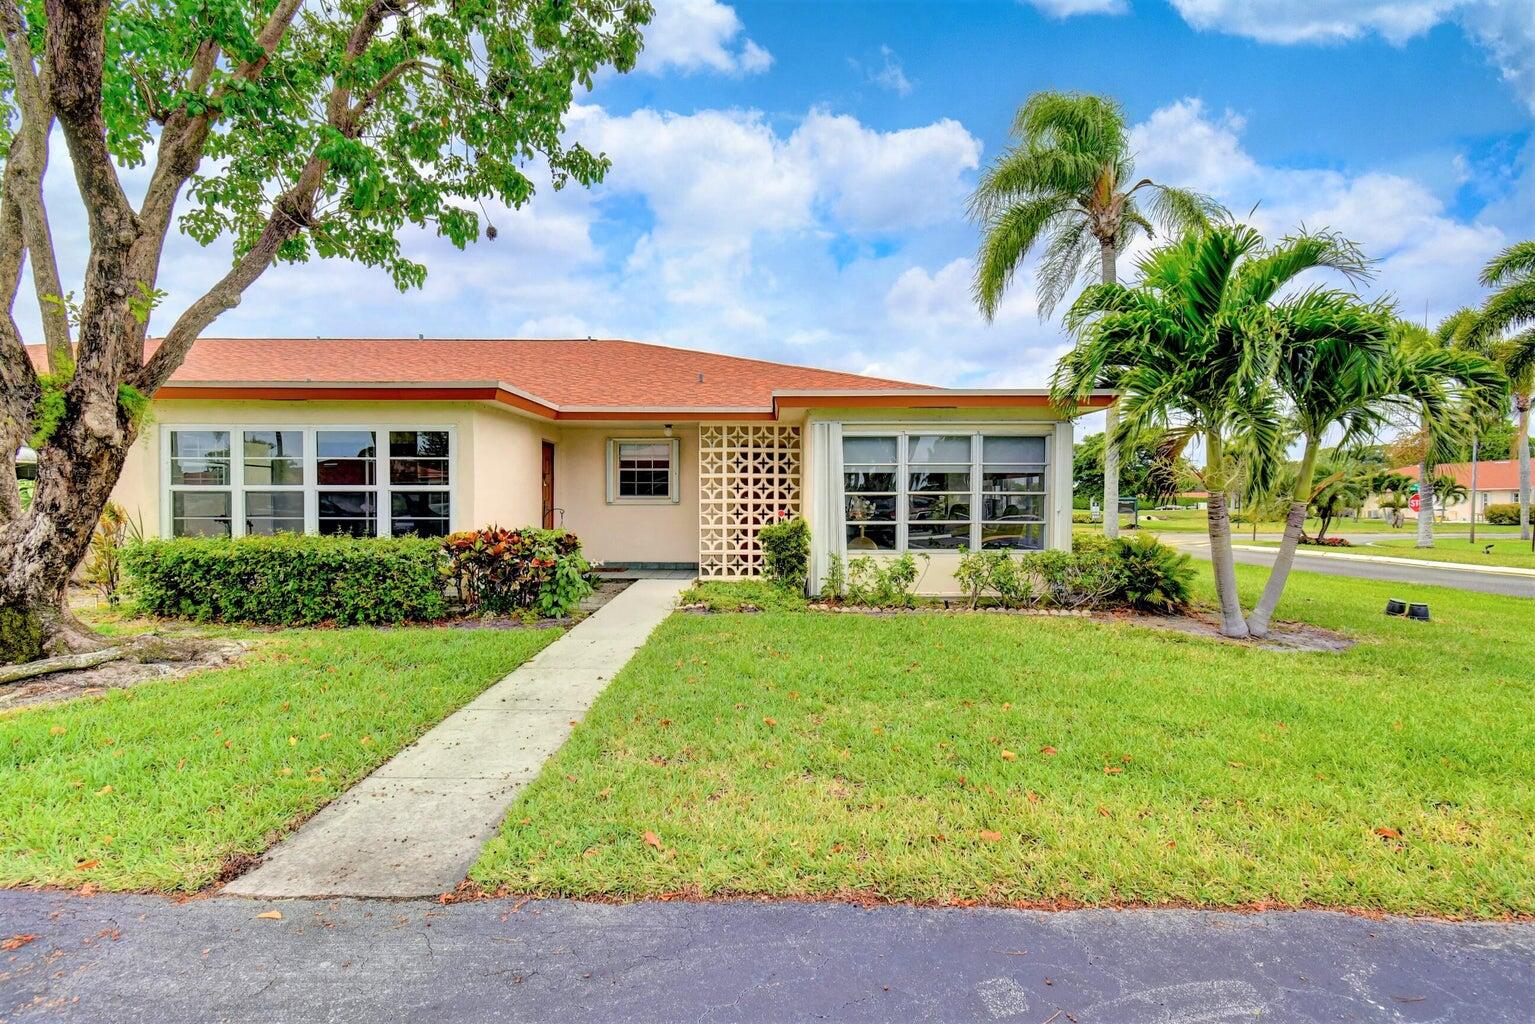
{"left": 26, "top": 337, "right": 928, "bottom": 411}
{"left": 1398, "top": 460, "right": 1522, "bottom": 491}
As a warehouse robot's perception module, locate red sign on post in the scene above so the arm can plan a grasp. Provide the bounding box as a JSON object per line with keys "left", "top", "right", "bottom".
{"left": 1409, "top": 494, "right": 1422, "bottom": 513}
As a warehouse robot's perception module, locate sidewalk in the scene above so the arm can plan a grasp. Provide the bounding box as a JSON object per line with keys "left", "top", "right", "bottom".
{"left": 223, "top": 578, "right": 692, "bottom": 899}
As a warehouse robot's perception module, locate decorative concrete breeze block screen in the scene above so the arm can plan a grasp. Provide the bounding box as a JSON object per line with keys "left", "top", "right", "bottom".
{"left": 699, "top": 424, "right": 802, "bottom": 577}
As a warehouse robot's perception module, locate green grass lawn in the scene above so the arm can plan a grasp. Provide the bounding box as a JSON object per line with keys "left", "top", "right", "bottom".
{"left": 1112, "top": 507, "right": 1523, "bottom": 537}
{"left": 1366, "top": 537, "right": 1535, "bottom": 569}
{"left": 1, "top": 624, "right": 558, "bottom": 892}
{"left": 472, "top": 566, "right": 1534, "bottom": 917}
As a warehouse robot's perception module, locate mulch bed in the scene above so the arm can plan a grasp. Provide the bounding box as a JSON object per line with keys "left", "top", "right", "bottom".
{"left": 0, "top": 634, "right": 248, "bottom": 711}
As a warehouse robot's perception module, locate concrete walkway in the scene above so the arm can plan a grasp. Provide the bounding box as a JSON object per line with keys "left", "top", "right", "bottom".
{"left": 3, "top": 892, "right": 1530, "bottom": 1023}
{"left": 225, "top": 578, "right": 692, "bottom": 899}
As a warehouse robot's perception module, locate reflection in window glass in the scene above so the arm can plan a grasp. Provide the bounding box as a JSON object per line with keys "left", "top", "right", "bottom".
{"left": 317, "top": 430, "right": 376, "bottom": 486}
{"left": 843, "top": 435, "right": 897, "bottom": 551}
{"left": 837, "top": 432, "right": 1050, "bottom": 554}
{"left": 389, "top": 431, "right": 450, "bottom": 485}
{"left": 170, "top": 430, "right": 231, "bottom": 485}
{"left": 318, "top": 491, "right": 377, "bottom": 537}
{"left": 243, "top": 430, "right": 304, "bottom": 485}
{"left": 172, "top": 491, "right": 231, "bottom": 537}
{"left": 391, "top": 491, "right": 450, "bottom": 537}
{"left": 244, "top": 491, "right": 305, "bottom": 535}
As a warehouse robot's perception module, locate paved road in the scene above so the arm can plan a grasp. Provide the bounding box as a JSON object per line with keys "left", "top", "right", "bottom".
{"left": 1158, "top": 533, "right": 1535, "bottom": 598}
{"left": 1, "top": 892, "right": 1531, "bottom": 1022}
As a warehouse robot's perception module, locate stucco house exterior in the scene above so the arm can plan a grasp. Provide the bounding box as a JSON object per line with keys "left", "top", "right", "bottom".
{"left": 28, "top": 338, "right": 1112, "bottom": 595}
{"left": 1363, "top": 460, "right": 1524, "bottom": 524}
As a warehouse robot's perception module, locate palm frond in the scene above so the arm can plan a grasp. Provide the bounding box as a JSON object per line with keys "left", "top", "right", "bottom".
{"left": 1231, "top": 228, "right": 1372, "bottom": 309}
{"left": 1034, "top": 215, "right": 1098, "bottom": 318}
{"left": 972, "top": 195, "right": 1072, "bottom": 321}
{"left": 1479, "top": 240, "right": 1535, "bottom": 287}
{"left": 1144, "top": 184, "right": 1227, "bottom": 239}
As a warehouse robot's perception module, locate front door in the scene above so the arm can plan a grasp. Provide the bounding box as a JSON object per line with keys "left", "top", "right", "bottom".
{"left": 541, "top": 441, "right": 556, "bottom": 528}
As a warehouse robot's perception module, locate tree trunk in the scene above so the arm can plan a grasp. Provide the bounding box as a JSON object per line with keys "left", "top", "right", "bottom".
{"left": 1099, "top": 236, "right": 1120, "bottom": 541}
{"left": 1247, "top": 438, "right": 1318, "bottom": 637}
{"left": 1469, "top": 434, "right": 1479, "bottom": 545}
{"left": 1103, "top": 403, "right": 1120, "bottom": 540}
{"left": 0, "top": 384, "right": 138, "bottom": 664}
{"left": 1415, "top": 451, "right": 1435, "bottom": 549}
{"left": 1203, "top": 431, "right": 1249, "bottom": 638}
{"left": 1517, "top": 395, "right": 1531, "bottom": 542}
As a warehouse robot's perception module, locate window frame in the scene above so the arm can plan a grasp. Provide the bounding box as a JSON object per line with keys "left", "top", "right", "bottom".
{"left": 838, "top": 427, "right": 1051, "bottom": 554}
{"left": 161, "top": 423, "right": 457, "bottom": 539}
{"left": 605, "top": 436, "right": 681, "bottom": 505}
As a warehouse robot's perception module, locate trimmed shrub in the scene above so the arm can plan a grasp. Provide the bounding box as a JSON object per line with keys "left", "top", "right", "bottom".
{"left": 953, "top": 535, "right": 1191, "bottom": 612}
{"left": 443, "top": 526, "right": 594, "bottom": 619}
{"left": 123, "top": 535, "right": 446, "bottom": 625}
{"left": 758, "top": 515, "right": 810, "bottom": 591}
{"left": 1113, "top": 534, "right": 1194, "bottom": 612}
{"left": 1485, "top": 503, "right": 1522, "bottom": 526}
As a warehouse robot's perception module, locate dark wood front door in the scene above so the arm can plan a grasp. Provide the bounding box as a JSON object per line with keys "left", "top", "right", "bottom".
{"left": 541, "top": 441, "right": 556, "bottom": 528}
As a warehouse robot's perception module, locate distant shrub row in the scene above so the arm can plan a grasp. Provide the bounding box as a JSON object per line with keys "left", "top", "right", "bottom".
{"left": 1484, "top": 503, "right": 1522, "bottom": 526}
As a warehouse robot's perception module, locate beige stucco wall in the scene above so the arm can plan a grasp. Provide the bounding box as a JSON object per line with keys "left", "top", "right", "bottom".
{"left": 554, "top": 424, "right": 700, "bottom": 565}
{"left": 114, "top": 399, "right": 549, "bottom": 537}
{"left": 1360, "top": 489, "right": 1520, "bottom": 524}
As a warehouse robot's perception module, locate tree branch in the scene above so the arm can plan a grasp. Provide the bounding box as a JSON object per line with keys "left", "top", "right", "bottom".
{"left": 136, "top": 0, "right": 407, "bottom": 394}
{"left": 127, "top": 0, "right": 307, "bottom": 364}
{"left": 1, "top": 0, "right": 71, "bottom": 369}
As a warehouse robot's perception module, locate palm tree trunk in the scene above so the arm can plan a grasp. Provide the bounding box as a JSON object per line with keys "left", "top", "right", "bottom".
{"left": 1099, "top": 237, "right": 1120, "bottom": 540}
{"left": 1517, "top": 395, "right": 1531, "bottom": 542}
{"left": 1247, "top": 438, "right": 1319, "bottom": 637}
{"left": 1469, "top": 435, "right": 1479, "bottom": 545}
{"left": 1203, "top": 430, "right": 1248, "bottom": 638}
{"left": 1103, "top": 404, "right": 1119, "bottom": 540}
{"left": 1415, "top": 452, "right": 1435, "bottom": 549}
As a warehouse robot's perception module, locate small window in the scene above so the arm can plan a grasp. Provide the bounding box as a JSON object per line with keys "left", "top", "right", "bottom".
{"left": 608, "top": 438, "right": 679, "bottom": 503}
{"left": 843, "top": 435, "right": 898, "bottom": 551}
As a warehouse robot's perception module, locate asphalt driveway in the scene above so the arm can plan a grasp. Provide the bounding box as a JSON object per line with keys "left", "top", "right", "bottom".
{"left": 1, "top": 892, "right": 1530, "bottom": 1023}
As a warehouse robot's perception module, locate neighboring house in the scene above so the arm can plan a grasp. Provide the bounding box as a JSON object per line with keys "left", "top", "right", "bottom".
{"left": 1363, "top": 460, "right": 1522, "bottom": 523}
{"left": 24, "top": 338, "right": 1112, "bottom": 594}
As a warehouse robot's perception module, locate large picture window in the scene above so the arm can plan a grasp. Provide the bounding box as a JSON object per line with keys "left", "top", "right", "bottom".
{"left": 840, "top": 431, "right": 1048, "bottom": 553}
{"left": 165, "top": 425, "right": 453, "bottom": 539}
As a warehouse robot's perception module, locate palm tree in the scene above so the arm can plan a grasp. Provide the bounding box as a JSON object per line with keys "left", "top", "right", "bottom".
{"left": 1474, "top": 241, "right": 1535, "bottom": 540}
{"left": 1245, "top": 289, "right": 1401, "bottom": 636}
{"left": 1053, "top": 223, "right": 1369, "bottom": 637}
{"left": 970, "top": 91, "right": 1222, "bottom": 541}
{"left": 1392, "top": 315, "right": 1501, "bottom": 549}
{"left": 1432, "top": 473, "right": 1470, "bottom": 521}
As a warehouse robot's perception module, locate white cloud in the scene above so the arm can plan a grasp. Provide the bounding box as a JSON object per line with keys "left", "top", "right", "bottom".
{"left": 637, "top": 0, "right": 773, "bottom": 76}
{"left": 866, "top": 45, "right": 913, "bottom": 96}
{"left": 1131, "top": 98, "right": 1507, "bottom": 318}
{"left": 1167, "top": 0, "right": 1457, "bottom": 44}
{"left": 1020, "top": 0, "right": 1128, "bottom": 16}
{"left": 1165, "top": 0, "right": 1535, "bottom": 111}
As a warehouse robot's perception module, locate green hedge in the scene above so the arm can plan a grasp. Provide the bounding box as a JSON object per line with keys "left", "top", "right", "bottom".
{"left": 123, "top": 535, "right": 447, "bottom": 625}
{"left": 1484, "top": 502, "right": 1522, "bottom": 526}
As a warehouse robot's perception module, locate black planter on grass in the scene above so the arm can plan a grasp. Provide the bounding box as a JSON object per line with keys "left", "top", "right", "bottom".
{"left": 1384, "top": 598, "right": 1407, "bottom": 616}
{"left": 1407, "top": 603, "right": 1431, "bottom": 622}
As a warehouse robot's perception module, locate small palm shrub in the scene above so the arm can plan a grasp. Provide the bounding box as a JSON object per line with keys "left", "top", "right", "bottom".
{"left": 758, "top": 514, "right": 810, "bottom": 591}
{"left": 1112, "top": 534, "right": 1194, "bottom": 612}
{"left": 1485, "top": 503, "right": 1521, "bottom": 525}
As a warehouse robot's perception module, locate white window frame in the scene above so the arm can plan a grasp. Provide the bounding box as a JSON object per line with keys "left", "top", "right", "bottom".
{"left": 160, "top": 424, "right": 457, "bottom": 539}
{"left": 606, "top": 436, "right": 681, "bottom": 505}
{"left": 838, "top": 426, "right": 1052, "bottom": 553}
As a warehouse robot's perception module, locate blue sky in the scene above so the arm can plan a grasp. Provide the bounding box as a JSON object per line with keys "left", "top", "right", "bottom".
{"left": 19, "top": 0, "right": 1535, "bottom": 401}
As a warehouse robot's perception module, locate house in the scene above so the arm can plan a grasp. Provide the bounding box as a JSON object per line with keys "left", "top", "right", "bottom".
{"left": 25, "top": 338, "right": 1112, "bottom": 595}
{"left": 1365, "top": 460, "right": 1523, "bottom": 523}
